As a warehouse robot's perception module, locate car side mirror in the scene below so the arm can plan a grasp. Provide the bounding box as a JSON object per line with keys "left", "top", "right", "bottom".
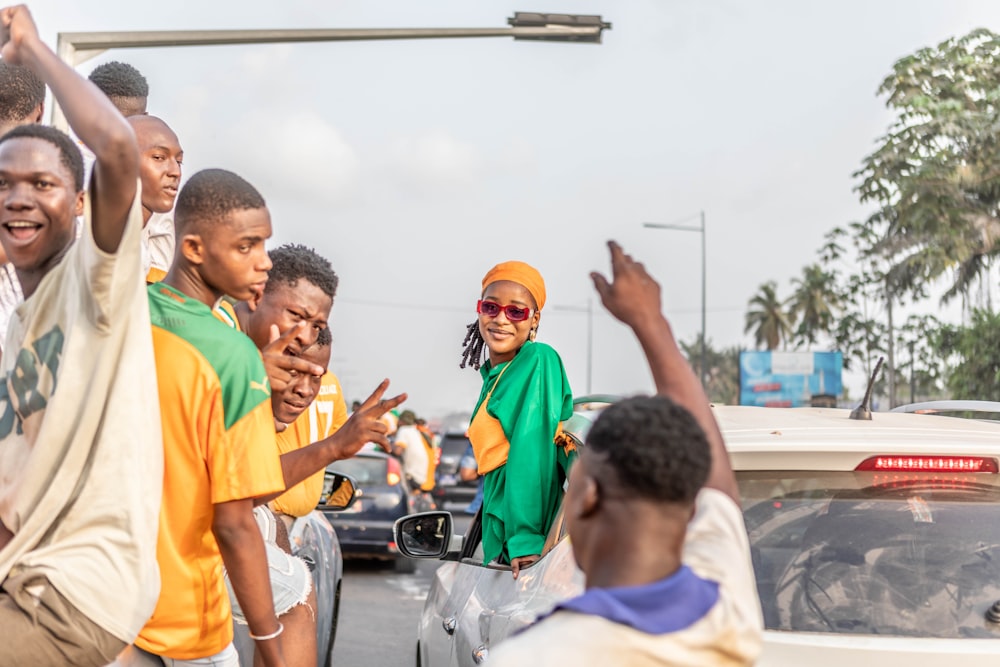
{"left": 393, "top": 511, "right": 453, "bottom": 559}
{"left": 318, "top": 471, "right": 358, "bottom": 511}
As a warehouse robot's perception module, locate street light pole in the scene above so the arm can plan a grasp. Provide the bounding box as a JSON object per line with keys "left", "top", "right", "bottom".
{"left": 53, "top": 12, "right": 610, "bottom": 129}
{"left": 643, "top": 211, "right": 707, "bottom": 389}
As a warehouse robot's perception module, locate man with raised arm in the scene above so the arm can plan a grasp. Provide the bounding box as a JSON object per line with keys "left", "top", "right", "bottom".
{"left": 489, "top": 241, "right": 762, "bottom": 666}
{"left": 0, "top": 5, "right": 162, "bottom": 666}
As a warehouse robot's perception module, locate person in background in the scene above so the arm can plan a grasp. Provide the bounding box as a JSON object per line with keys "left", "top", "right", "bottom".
{"left": 0, "top": 60, "right": 44, "bottom": 136}
{"left": 459, "top": 261, "right": 574, "bottom": 579}
{"left": 0, "top": 60, "right": 44, "bottom": 350}
{"left": 488, "top": 241, "right": 763, "bottom": 666}
{"left": 126, "top": 114, "right": 182, "bottom": 283}
{"left": 0, "top": 6, "right": 161, "bottom": 664}
{"left": 415, "top": 417, "right": 438, "bottom": 493}
{"left": 458, "top": 443, "right": 484, "bottom": 515}
{"left": 392, "top": 410, "right": 430, "bottom": 494}
{"left": 87, "top": 60, "right": 148, "bottom": 117}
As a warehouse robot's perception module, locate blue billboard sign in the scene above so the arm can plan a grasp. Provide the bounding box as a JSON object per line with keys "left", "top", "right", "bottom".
{"left": 739, "top": 351, "right": 843, "bottom": 407}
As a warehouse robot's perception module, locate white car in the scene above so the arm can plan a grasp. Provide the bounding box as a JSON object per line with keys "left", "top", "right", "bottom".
{"left": 395, "top": 402, "right": 1000, "bottom": 666}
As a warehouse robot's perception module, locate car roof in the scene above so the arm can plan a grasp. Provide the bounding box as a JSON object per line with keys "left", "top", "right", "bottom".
{"left": 717, "top": 405, "right": 1000, "bottom": 471}
{"left": 564, "top": 403, "right": 1000, "bottom": 472}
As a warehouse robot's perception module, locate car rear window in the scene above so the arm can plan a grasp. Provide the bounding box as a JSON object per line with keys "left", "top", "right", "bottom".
{"left": 738, "top": 471, "right": 1000, "bottom": 639}
{"left": 328, "top": 457, "right": 387, "bottom": 486}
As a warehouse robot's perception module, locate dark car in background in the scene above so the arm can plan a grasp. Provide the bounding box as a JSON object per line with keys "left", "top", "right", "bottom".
{"left": 323, "top": 449, "right": 433, "bottom": 574}
{"left": 431, "top": 431, "right": 478, "bottom": 506}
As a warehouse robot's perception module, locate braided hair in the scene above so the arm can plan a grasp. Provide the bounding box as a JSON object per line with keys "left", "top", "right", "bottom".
{"left": 460, "top": 321, "right": 485, "bottom": 370}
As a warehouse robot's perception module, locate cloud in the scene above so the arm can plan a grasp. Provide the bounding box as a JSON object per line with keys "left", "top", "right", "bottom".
{"left": 381, "top": 129, "right": 483, "bottom": 192}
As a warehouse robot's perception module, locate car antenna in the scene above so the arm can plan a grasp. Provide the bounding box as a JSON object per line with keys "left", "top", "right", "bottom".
{"left": 849, "top": 356, "right": 884, "bottom": 421}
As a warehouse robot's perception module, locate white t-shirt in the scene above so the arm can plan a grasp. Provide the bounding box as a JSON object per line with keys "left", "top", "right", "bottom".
{"left": 0, "top": 187, "right": 163, "bottom": 643}
{"left": 488, "top": 489, "right": 763, "bottom": 667}
{"left": 0, "top": 263, "right": 23, "bottom": 347}
{"left": 395, "top": 424, "right": 429, "bottom": 486}
{"left": 142, "top": 211, "right": 174, "bottom": 276}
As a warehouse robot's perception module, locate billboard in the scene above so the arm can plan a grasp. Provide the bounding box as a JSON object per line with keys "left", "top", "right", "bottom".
{"left": 739, "top": 351, "right": 843, "bottom": 407}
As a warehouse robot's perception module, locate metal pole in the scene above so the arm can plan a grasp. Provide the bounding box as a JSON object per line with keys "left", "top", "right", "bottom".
{"left": 909, "top": 340, "right": 916, "bottom": 404}
{"left": 52, "top": 16, "right": 610, "bottom": 129}
{"left": 700, "top": 210, "right": 707, "bottom": 391}
{"left": 641, "top": 214, "right": 708, "bottom": 390}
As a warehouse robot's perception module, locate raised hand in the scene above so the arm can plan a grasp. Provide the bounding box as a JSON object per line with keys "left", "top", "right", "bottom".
{"left": 590, "top": 240, "right": 663, "bottom": 328}
{"left": 0, "top": 5, "right": 39, "bottom": 65}
{"left": 334, "top": 379, "right": 407, "bottom": 457}
{"left": 261, "top": 322, "right": 325, "bottom": 395}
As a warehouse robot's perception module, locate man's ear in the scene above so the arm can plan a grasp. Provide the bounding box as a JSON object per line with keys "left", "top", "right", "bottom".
{"left": 578, "top": 475, "right": 600, "bottom": 519}
{"left": 30, "top": 102, "right": 44, "bottom": 124}
{"left": 73, "top": 190, "right": 85, "bottom": 217}
{"left": 179, "top": 233, "right": 205, "bottom": 265}
{"left": 246, "top": 287, "right": 264, "bottom": 312}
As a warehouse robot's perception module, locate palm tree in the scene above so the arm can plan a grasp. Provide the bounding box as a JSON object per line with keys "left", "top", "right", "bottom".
{"left": 744, "top": 282, "right": 792, "bottom": 350}
{"left": 788, "top": 264, "right": 842, "bottom": 347}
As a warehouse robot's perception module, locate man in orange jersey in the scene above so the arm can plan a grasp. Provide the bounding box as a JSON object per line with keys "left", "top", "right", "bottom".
{"left": 128, "top": 171, "right": 404, "bottom": 667}
{"left": 232, "top": 244, "right": 348, "bottom": 666}
{"left": 132, "top": 168, "right": 288, "bottom": 667}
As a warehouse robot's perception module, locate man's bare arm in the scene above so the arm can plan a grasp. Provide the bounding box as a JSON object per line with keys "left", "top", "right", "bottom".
{"left": 1, "top": 5, "right": 138, "bottom": 253}
{"left": 255, "top": 379, "right": 407, "bottom": 505}
{"left": 591, "top": 241, "right": 739, "bottom": 503}
{"left": 213, "top": 499, "right": 287, "bottom": 667}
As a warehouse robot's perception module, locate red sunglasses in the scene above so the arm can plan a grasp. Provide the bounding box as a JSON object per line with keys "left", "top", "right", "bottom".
{"left": 477, "top": 300, "right": 533, "bottom": 322}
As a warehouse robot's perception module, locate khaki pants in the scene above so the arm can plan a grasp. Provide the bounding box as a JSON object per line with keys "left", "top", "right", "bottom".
{"left": 0, "top": 569, "right": 125, "bottom": 667}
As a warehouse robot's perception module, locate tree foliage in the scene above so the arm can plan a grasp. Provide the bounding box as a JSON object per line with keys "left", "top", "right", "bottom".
{"left": 788, "top": 263, "right": 842, "bottom": 347}
{"left": 854, "top": 28, "right": 1000, "bottom": 305}
{"left": 744, "top": 282, "right": 792, "bottom": 350}
{"left": 680, "top": 337, "right": 741, "bottom": 405}
{"left": 935, "top": 309, "right": 1000, "bottom": 400}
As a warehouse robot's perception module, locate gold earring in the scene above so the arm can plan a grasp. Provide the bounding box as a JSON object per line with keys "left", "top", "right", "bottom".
{"left": 529, "top": 327, "right": 537, "bottom": 341}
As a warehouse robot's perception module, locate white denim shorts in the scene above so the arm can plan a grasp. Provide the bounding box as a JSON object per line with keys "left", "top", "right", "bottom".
{"left": 225, "top": 507, "right": 312, "bottom": 622}
{"left": 114, "top": 643, "right": 239, "bottom": 667}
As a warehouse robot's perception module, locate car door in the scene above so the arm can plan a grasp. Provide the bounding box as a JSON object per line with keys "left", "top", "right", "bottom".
{"left": 446, "top": 505, "right": 584, "bottom": 667}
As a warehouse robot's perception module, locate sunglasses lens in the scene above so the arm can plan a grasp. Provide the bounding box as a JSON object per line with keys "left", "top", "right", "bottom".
{"left": 479, "top": 301, "right": 501, "bottom": 317}
{"left": 506, "top": 306, "right": 529, "bottom": 321}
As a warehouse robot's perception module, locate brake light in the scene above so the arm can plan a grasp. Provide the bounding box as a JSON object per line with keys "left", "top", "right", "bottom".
{"left": 435, "top": 448, "right": 441, "bottom": 466}
{"left": 386, "top": 456, "right": 402, "bottom": 486}
{"left": 855, "top": 455, "right": 999, "bottom": 473}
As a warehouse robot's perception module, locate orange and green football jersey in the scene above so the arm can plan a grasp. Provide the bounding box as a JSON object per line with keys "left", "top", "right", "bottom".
{"left": 137, "top": 284, "right": 285, "bottom": 660}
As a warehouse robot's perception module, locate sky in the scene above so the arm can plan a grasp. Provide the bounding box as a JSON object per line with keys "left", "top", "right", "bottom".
{"left": 23, "top": 0, "right": 1000, "bottom": 419}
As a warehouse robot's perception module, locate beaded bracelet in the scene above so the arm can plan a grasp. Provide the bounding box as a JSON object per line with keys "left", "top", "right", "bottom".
{"left": 250, "top": 622, "right": 284, "bottom": 641}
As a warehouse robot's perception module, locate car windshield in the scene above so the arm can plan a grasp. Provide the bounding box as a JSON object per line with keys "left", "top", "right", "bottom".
{"left": 328, "top": 457, "right": 386, "bottom": 486}
{"left": 738, "top": 470, "right": 1000, "bottom": 639}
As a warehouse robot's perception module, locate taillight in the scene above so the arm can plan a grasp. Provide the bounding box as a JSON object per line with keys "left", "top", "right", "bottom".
{"left": 386, "top": 456, "right": 402, "bottom": 486}
{"left": 855, "top": 455, "right": 999, "bottom": 473}
{"left": 434, "top": 448, "right": 441, "bottom": 466}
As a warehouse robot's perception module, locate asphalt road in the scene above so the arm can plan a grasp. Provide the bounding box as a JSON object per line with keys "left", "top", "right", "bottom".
{"left": 331, "top": 508, "right": 473, "bottom": 667}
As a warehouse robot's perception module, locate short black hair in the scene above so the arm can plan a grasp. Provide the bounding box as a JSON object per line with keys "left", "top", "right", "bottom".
{"left": 266, "top": 243, "right": 339, "bottom": 300}
{"left": 88, "top": 61, "right": 149, "bottom": 98}
{"left": 0, "top": 63, "right": 45, "bottom": 122}
{"left": 175, "top": 168, "right": 266, "bottom": 232}
{"left": 0, "top": 124, "right": 84, "bottom": 192}
{"left": 316, "top": 327, "right": 332, "bottom": 347}
{"left": 585, "top": 395, "right": 711, "bottom": 504}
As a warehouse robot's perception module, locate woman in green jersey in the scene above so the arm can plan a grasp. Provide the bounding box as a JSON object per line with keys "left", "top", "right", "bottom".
{"left": 460, "top": 261, "right": 575, "bottom": 579}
